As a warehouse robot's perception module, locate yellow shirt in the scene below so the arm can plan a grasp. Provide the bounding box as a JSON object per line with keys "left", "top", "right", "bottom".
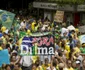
{"left": 35, "top": 25, "right": 39, "bottom": 32}
{"left": 42, "top": 64, "right": 50, "bottom": 70}
{"left": 19, "top": 68, "right": 22, "bottom": 70}
{"left": 0, "top": 46, "right": 3, "bottom": 50}
{"left": 1, "top": 26, "right": 6, "bottom": 33}
{"left": 73, "top": 47, "right": 80, "bottom": 55}
{"left": 1, "top": 36, "right": 7, "bottom": 44}
{"left": 32, "top": 56, "right": 38, "bottom": 63}
{"left": 68, "top": 67, "right": 74, "bottom": 70}
{"left": 31, "top": 22, "right": 36, "bottom": 31}
{"left": 65, "top": 45, "right": 70, "bottom": 59}
{"left": 56, "top": 65, "right": 59, "bottom": 70}
{"left": 65, "top": 45, "right": 70, "bottom": 52}
{"left": 36, "top": 66, "right": 43, "bottom": 70}
{"left": 18, "top": 37, "right": 23, "bottom": 49}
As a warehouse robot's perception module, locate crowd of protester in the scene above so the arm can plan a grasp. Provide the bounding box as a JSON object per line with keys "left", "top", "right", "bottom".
{"left": 0, "top": 14, "right": 85, "bottom": 70}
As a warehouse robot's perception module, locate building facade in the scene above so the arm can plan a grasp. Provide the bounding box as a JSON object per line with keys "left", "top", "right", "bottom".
{"left": 33, "top": 1, "right": 85, "bottom": 26}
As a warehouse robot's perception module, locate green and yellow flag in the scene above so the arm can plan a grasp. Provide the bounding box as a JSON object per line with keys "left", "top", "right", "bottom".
{"left": 0, "top": 10, "right": 15, "bottom": 30}
{"left": 19, "top": 31, "right": 26, "bottom": 39}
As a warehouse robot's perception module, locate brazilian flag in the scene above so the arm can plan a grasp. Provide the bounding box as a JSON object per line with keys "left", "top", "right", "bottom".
{"left": 19, "top": 31, "right": 26, "bottom": 39}
{"left": 0, "top": 10, "right": 15, "bottom": 30}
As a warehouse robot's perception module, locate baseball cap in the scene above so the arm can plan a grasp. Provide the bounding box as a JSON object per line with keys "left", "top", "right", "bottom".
{"left": 77, "top": 55, "right": 83, "bottom": 62}
{"left": 12, "top": 50, "right": 17, "bottom": 54}
{"left": 76, "top": 60, "right": 81, "bottom": 64}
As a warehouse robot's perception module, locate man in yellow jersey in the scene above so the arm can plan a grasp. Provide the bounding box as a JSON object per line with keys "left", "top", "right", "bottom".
{"left": 42, "top": 58, "right": 50, "bottom": 70}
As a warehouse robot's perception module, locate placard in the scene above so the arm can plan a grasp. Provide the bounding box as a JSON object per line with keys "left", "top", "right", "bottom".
{"left": 54, "top": 11, "right": 64, "bottom": 23}
{"left": 78, "top": 26, "right": 85, "bottom": 33}
{"left": 0, "top": 49, "right": 10, "bottom": 67}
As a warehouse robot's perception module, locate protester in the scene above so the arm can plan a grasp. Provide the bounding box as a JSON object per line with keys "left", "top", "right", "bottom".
{"left": 5, "top": 65, "right": 11, "bottom": 70}
{"left": 20, "top": 56, "right": 33, "bottom": 70}
{"left": 0, "top": 10, "right": 85, "bottom": 70}
{"left": 13, "top": 63, "right": 22, "bottom": 70}
{"left": 42, "top": 58, "right": 50, "bottom": 70}
{"left": 82, "top": 60, "right": 85, "bottom": 70}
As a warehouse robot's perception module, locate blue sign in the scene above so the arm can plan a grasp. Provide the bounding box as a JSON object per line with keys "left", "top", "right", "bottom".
{"left": 0, "top": 49, "right": 10, "bottom": 67}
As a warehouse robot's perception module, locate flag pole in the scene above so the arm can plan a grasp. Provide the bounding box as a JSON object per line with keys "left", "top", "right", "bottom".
{"left": 14, "top": 19, "right": 16, "bottom": 44}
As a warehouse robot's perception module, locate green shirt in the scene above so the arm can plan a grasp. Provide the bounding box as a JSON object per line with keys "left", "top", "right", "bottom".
{"left": 80, "top": 47, "right": 85, "bottom": 53}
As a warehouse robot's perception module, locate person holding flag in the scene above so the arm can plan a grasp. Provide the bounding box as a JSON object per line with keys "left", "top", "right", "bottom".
{"left": 19, "top": 29, "right": 33, "bottom": 70}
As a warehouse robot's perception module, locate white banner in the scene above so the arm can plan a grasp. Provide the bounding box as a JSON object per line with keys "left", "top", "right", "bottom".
{"left": 78, "top": 26, "right": 85, "bottom": 33}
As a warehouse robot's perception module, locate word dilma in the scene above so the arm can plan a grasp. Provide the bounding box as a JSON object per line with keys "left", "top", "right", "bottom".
{"left": 20, "top": 45, "right": 54, "bottom": 55}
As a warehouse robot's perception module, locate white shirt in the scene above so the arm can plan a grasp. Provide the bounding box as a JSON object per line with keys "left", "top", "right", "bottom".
{"left": 77, "top": 55, "right": 83, "bottom": 66}
{"left": 20, "top": 56, "right": 32, "bottom": 67}
{"left": 5, "top": 29, "right": 9, "bottom": 34}
{"left": 20, "top": 21, "right": 26, "bottom": 28}
{"left": 61, "top": 27, "right": 69, "bottom": 36}
{"left": 41, "top": 25, "right": 48, "bottom": 31}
